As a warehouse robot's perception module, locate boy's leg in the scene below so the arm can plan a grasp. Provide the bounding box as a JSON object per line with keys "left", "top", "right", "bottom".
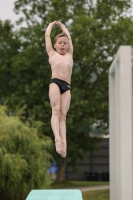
{"left": 49, "top": 83, "right": 63, "bottom": 155}
{"left": 59, "top": 90, "right": 71, "bottom": 157}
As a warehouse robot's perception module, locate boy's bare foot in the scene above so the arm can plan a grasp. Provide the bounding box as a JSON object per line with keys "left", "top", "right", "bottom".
{"left": 61, "top": 142, "right": 67, "bottom": 158}
{"left": 55, "top": 140, "right": 63, "bottom": 155}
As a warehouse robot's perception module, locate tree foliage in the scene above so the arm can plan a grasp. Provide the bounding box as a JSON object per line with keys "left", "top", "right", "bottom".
{"left": 0, "top": 105, "right": 52, "bottom": 200}
{"left": 0, "top": 0, "right": 133, "bottom": 179}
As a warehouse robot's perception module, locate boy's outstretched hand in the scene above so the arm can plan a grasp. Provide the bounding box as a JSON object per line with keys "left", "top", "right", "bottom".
{"left": 53, "top": 21, "right": 63, "bottom": 27}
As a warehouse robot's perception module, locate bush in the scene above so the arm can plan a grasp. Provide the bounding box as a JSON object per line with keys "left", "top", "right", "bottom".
{"left": 0, "top": 106, "right": 52, "bottom": 200}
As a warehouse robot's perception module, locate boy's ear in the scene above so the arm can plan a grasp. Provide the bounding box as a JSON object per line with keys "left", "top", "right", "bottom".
{"left": 54, "top": 43, "right": 56, "bottom": 48}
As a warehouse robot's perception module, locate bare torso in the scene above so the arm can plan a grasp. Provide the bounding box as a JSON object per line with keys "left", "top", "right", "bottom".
{"left": 49, "top": 51, "right": 73, "bottom": 84}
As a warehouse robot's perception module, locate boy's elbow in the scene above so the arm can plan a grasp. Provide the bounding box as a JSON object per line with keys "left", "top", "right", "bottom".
{"left": 45, "top": 33, "right": 50, "bottom": 37}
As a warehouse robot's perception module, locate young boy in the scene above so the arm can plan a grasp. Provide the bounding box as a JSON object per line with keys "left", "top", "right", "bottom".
{"left": 45, "top": 21, "right": 73, "bottom": 157}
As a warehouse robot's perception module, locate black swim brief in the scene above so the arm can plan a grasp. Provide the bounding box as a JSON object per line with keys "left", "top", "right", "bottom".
{"left": 49, "top": 78, "right": 71, "bottom": 94}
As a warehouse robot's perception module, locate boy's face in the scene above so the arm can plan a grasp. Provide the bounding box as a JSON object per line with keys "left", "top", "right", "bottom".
{"left": 54, "top": 37, "right": 69, "bottom": 55}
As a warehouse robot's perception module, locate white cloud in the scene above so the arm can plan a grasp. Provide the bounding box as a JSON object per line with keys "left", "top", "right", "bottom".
{"left": 0, "top": 0, "right": 133, "bottom": 24}
{"left": 0, "top": 0, "right": 19, "bottom": 22}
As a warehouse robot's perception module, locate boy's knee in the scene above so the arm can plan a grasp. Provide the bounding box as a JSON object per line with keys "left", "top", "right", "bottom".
{"left": 60, "top": 112, "right": 66, "bottom": 121}
{"left": 52, "top": 108, "right": 60, "bottom": 116}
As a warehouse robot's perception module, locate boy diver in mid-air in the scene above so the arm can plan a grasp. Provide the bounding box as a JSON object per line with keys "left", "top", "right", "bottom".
{"left": 45, "top": 21, "right": 73, "bottom": 157}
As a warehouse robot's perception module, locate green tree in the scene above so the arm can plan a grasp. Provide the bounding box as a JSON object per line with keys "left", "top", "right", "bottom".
{"left": 0, "top": 105, "right": 52, "bottom": 200}
{"left": 0, "top": 0, "right": 133, "bottom": 183}
{"left": 0, "top": 20, "right": 21, "bottom": 104}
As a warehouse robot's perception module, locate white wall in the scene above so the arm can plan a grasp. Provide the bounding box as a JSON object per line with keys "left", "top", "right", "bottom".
{"left": 109, "top": 46, "right": 133, "bottom": 200}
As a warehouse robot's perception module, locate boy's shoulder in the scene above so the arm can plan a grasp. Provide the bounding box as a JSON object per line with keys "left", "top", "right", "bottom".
{"left": 49, "top": 49, "right": 57, "bottom": 57}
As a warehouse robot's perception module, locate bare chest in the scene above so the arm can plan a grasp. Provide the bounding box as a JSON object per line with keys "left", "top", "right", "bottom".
{"left": 49, "top": 52, "right": 73, "bottom": 68}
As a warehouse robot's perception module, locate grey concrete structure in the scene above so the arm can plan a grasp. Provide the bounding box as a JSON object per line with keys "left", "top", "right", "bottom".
{"left": 109, "top": 46, "right": 133, "bottom": 200}
{"left": 66, "top": 138, "right": 109, "bottom": 181}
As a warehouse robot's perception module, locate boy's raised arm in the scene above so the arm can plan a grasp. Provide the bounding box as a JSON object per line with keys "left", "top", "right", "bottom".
{"left": 45, "top": 22, "right": 55, "bottom": 55}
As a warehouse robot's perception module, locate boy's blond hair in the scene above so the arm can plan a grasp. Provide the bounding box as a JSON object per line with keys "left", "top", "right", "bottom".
{"left": 54, "top": 32, "right": 69, "bottom": 43}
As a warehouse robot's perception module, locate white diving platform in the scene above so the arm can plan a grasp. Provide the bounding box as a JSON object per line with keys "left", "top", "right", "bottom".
{"left": 26, "top": 189, "right": 83, "bottom": 200}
